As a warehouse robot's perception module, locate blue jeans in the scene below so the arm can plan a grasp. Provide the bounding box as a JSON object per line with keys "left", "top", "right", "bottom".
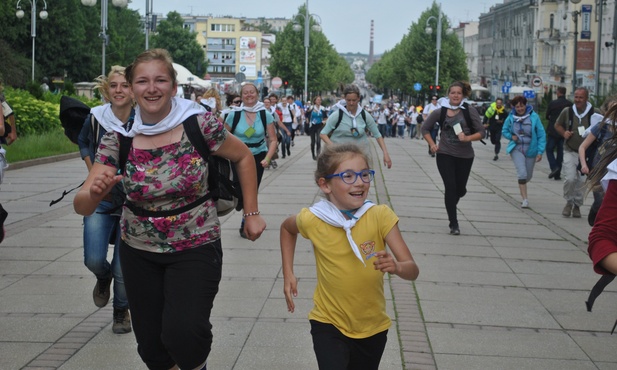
{"left": 281, "top": 123, "right": 292, "bottom": 155}
{"left": 397, "top": 125, "right": 405, "bottom": 137}
{"left": 546, "top": 135, "right": 564, "bottom": 172}
{"left": 83, "top": 200, "right": 128, "bottom": 309}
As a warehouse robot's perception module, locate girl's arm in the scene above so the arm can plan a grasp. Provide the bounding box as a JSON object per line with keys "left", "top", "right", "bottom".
{"left": 280, "top": 215, "right": 300, "bottom": 313}
{"left": 213, "top": 133, "right": 266, "bottom": 241}
{"left": 578, "top": 132, "right": 597, "bottom": 175}
{"left": 373, "top": 223, "right": 419, "bottom": 281}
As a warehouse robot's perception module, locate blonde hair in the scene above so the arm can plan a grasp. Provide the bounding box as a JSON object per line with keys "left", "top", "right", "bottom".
{"left": 125, "top": 48, "right": 177, "bottom": 86}
{"left": 94, "top": 65, "right": 126, "bottom": 103}
{"left": 202, "top": 88, "right": 222, "bottom": 112}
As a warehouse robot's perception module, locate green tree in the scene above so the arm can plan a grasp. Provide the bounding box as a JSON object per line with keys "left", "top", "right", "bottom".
{"left": 268, "top": 4, "right": 353, "bottom": 99}
{"left": 152, "top": 11, "right": 205, "bottom": 74}
{"left": 366, "top": 1, "right": 468, "bottom": 97}
{"left": 0, "top": 0, "right": 144, "bottom": 87}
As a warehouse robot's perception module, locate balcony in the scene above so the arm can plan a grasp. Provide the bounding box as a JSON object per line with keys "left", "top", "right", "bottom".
{"left": 206, "top": 44, "right": 237, "bottom": 51}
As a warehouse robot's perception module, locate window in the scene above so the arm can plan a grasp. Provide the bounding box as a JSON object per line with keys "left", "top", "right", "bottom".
{"left": 210, "top": 23, "right": 235, "bottom": 32}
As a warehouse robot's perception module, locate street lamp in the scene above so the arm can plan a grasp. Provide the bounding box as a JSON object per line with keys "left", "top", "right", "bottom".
{"left": 565, "top": 0, "right": 583, "bottom": 95}
{"left": 293, "top": 0, "right": 322, "bottom": 103}
{"left": 425, "top": 3, "right": 452, "bottom": 96}
{"left": 81, "top": 0, "right": 128, "bottom": 77}
{"left": 145, "top": 0, "right": 153, "bottom": 50}
{"left": 15, "top": 0, "right": 49, "bottom": 81}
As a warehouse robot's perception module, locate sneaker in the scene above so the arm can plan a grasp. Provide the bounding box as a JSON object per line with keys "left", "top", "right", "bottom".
{"left": 562, "top": 203, "right": 573, "bottom": 217}
{"left": 93, "top": 277, "right": 112, "bottom": 308}
{"left": 548, "top": 168, "right": 560, "bottom": 179}
{"left": 493, "top": 155, "right": 499, "bottom": 161}
{"left": 112, "top": 308, "right": 132, "bottom": 334}
{"left": 271, "top": 160, "right": 278, "bottom": 169}
{"left": 572, "top": 205, "right": 581, "bottom": 218}
{"left": 239, "top": 227, "right": 248, "bottom": 239}
{"left": 449, "top": 227, "right": 460, "bottom": 235}
{"left": 521, "top": 199, "right": 529, "bottom": 208}
{"left": 291, "top": 140, "right": 295, "bottom": 147}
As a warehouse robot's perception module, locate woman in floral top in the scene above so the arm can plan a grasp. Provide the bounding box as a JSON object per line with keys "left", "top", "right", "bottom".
{"left": 74, "top": 49, "right": 266, "bottom": 370}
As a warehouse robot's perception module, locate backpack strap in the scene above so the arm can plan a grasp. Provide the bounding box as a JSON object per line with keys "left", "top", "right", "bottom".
{"left": 230, "top": 111, "right": 241, "bottom": 134}
{"left": 439, "top": 104, "right": 486, "bottom": 145}
{"left": 329, "top": 109, "right": 369, "bottom": 138}
{"left": 122, "top": 115, "right": 216, "bottom": 218}
{"left": 91, "top": 114, "right": 100, "bottom": 152}
{"left": 231, "top": 110, "right": 269, "bottom": 136}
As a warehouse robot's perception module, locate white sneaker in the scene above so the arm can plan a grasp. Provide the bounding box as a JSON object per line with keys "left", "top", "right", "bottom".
{"left": 521, "top": 199, "right": 529, "bottom": 208}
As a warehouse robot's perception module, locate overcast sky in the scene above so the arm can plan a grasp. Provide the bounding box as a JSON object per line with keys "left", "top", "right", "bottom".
{"left": 129, "top": 0, "right": 503, "bottom": 54}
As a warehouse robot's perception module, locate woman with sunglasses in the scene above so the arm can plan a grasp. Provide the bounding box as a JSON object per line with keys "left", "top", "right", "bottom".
{"left": 502, "top": 95, "right": 546, "bottom": 209}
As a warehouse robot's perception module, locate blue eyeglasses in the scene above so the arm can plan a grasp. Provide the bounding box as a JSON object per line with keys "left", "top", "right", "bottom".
{"left": 325, "top": 169, "right": 375, "bottom": 184}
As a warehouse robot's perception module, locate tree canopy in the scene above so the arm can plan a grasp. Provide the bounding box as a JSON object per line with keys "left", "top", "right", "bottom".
{"left": 0, "top": 0, "right": 144, "bottom": 86}
{"left": 366, "top": 2, "right": 468, "bottom": 98}
{"left": 268, "top": 4, "right": 353, "bottom": 100}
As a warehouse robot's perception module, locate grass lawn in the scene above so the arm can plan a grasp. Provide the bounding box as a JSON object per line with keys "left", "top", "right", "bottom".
{"left": 5, "top": 131, "right": 79, "bottom": 163}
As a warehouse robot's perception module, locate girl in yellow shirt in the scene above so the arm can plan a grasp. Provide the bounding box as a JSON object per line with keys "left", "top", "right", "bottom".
{"left": 280, "top": 143, "right": 419, "bottom": 369}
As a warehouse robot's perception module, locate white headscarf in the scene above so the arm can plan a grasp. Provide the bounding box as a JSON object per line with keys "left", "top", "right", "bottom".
{"left": 107, "top": 97, "right": 205, "bottom": 137}
{"left": 309, "top": 199, "right": 375, "bottom": 266}
{"left": 232, "top": 101, "right": 267, "bottom": 113}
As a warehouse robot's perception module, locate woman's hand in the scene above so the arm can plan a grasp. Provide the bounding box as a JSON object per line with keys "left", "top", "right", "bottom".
{"left": 581, "top": 164, "right": 590, "bottom": 175}
{"left": 430, "top": 143, "right": 439, "bottom": 153}
{"left": 457, "top": 132, "right": 467, "bottom": 142}
{"left": 243, "top": 214, "right": 266, "bottom": 241}
{"left": 90, "top": 170, "right": 122, "bottom": 198}
{"left": 536, "top": 154, "right": 542, "bottom": 163}
{"left": 512, "top": 134, "right": 518, "bottom": 142}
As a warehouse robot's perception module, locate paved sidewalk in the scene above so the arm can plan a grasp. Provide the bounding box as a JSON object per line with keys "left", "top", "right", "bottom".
{"left": 0, "top": 133, "right": 616, "bottom": 370}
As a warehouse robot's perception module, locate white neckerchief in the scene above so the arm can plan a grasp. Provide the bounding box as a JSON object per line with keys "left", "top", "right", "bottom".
{"left": 200, "top": 98, "right": 217, "bottom": 111}
{"left": 438, "top": 97, "right": 466, "bottom": 111}
{"left": 309, "top": 199, "right": 375, "bottom": 266}
{"left": 108, "top": 97, "right": 205, "bottom": 137}
{"left": 90, "top": 103, "right": 126, "bottom": 133}
{"left": 335, "top": 100, "right": 363, "bottom": 129}
{"left": 573, "top": 102, "right": 593, "bottom": 121}
{"left": 233, "top": 101, "right": 266, "bottom": 113}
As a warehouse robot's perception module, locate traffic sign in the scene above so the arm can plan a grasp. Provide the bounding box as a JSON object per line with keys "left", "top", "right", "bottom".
{"left": 235, "top": 72, "right": 246, "bottom": 83}
{"left": 505, "top": 81, "right": 512, "bottom": 88}
{"left": 413, "top": 83, "right": 422, "bottom": 91}
{"left": 523, "top": 90, "right": 536, "bottom": 99}
{"left": 501, "top": 86, "right": 510, "bottom": 94}
{"left": 272, "top": 77, "right": 282, "bottom": 88}
{"left": 532, "top": 77, "right": 542, "bottom": 87}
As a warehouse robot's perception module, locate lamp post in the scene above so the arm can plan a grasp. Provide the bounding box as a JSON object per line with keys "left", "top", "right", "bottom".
{"left": 145, "top": 0, "right": 153, "bottom": 50}
{"left": 81, "top": 0, "right": 128, "bottom": 77}
{"left": 293, "top": 0, "right": 321, "bottom": 103}
{"left": 15, "top": 0, "right": 49, "bottom": 81}
{"left": 425, "top": 3, "right": 452, "bottom": 96}
{"left": 569, "top": 0, "right": 582, "bottom": 95}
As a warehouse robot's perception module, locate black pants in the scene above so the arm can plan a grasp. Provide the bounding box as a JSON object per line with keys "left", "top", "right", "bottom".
{"left": 310, "top": 320, "right": 388, "bottom": 370}
{"left": 120, "top": 240, "right": 222, "bottom": 370}
{"left": 489, "top": 124, "right": 502, "bottom": 154}
{"left": 436, "top": 153, "right": 474, "bottom": 228}
{"left": 310, "top": 124, "right": 323, "bottom": 157}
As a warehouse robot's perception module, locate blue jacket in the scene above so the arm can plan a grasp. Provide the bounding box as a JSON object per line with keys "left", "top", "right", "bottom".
{"left": 502, "top": 106, "right": 546, "bottom": 157}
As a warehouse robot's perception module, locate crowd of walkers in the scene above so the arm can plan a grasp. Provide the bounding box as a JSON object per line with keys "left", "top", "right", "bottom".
{"left": 3, "top": 45, "right": 615, "bottom": 369}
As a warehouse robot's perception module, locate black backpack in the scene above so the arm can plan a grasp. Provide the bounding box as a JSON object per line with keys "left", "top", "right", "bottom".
{"left": 117, "top": 114, "right": 242, "bottom": 217}
{"left": 438, "top": 103, "right": 486, "bottom": 145}
{"left": 59, "top": 96, "right": 91, "bottom": 144}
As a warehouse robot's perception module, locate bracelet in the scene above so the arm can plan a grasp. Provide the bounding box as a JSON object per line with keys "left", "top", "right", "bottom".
{"left": 264, "top": 156, "right": 271, "bottom": 164}
{"left": 243, "top": 211, "right": 261, "bottom": 217}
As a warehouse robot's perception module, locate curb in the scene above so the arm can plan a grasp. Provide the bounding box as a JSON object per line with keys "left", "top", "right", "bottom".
{"left": 7, "top": 152, "right": 80, "bottom": 171}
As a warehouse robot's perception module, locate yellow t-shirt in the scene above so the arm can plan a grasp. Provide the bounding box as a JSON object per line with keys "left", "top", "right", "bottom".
{"left": 297, "top": 204, "right": 399, "bottom": 339}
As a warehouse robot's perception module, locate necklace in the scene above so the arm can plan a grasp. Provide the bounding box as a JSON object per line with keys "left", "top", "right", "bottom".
{"left": 245, "top": 112, "right": 256, "bottom": 126}
{"left": 149, "top": 126, "right": 175, "bottom": 148}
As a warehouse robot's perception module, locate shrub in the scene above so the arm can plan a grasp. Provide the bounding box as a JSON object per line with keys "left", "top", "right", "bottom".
{"left": 4, "top": 87, "right": 101, "bottom": 137}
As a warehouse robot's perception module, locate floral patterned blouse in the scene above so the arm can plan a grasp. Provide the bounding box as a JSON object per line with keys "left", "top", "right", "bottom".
{"left": 95, "top": 112, "right": 227, "bottom": 253}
